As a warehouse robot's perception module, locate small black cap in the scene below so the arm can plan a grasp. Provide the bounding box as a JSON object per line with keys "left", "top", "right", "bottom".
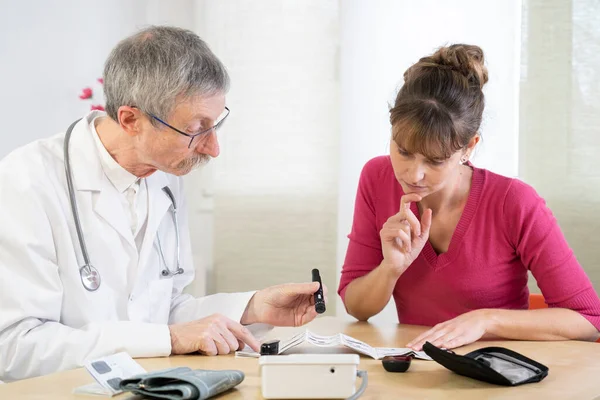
{"left": 315, "top": 302, "right": 326, "bottom": 314}
{"left": 260, "top": 339, "right": 280, "bottom": 355}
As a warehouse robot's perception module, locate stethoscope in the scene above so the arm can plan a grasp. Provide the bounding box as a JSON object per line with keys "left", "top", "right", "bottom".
{"left": 64, "top": 119, "right": 184, "bottom": 292}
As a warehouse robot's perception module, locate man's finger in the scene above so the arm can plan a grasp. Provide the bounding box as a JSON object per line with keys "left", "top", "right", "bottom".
{"left": 227, "top": 321, "right": 260, "bottom": 352}
{"left": 212, "top": 333, "right": 231, "bottom": 355}
{"left": 300, "top": 307, "right": 319, "bottom": 326}
{"left": 287, "top": 282, "right": 321, "bottom": 295}
{"left": 220, "top": 326, "right": 241, "bottom": 352}
{"left": 199, "top": 336, "right": 218, "bottom": 356}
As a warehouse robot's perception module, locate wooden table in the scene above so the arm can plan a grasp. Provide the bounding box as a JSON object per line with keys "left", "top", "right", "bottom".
{"left": 2, "top": 316, "right": 600, "bottom": 399}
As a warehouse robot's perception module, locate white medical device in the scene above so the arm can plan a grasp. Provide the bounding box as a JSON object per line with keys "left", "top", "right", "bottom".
{"left": 259, "top": 354, "right": 368, "bottom": 399}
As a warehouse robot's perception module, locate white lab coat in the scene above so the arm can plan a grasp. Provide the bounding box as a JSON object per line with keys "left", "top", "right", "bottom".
{"left": 0, "top": 112, "right": 255, "bottom": 382}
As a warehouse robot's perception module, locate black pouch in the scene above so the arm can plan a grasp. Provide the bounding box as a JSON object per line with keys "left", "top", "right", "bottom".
{"left": 423, "top": 342, "right": 549, "bottom": 386}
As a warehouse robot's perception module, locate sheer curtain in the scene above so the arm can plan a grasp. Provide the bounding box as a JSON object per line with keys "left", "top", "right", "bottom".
{"left": 194, "top": 1, "right": 340, "bottom": 307}
{"left": 520, "top": 0, "right": 600, "bottom": 292}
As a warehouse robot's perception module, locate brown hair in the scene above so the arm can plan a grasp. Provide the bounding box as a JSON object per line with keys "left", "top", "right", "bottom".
{"left": 390, "top": 44, "right": 488, "bottom": 161}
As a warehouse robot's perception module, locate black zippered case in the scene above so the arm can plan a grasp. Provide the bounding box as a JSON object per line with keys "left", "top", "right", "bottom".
{"left": 423, "top": 342, "right": 549, "bottom": 386}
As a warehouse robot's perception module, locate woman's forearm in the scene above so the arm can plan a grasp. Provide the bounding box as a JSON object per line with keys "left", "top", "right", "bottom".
{"left": 485, "top": 308, "right": 599, "bottom": 342}
{"left": 343, "top": 263, "right": 400, "bottom": 321}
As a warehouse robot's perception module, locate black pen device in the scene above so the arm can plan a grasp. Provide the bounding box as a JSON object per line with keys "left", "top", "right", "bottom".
{"left": 312, "top": 268, "right": 326, "bottom": 314}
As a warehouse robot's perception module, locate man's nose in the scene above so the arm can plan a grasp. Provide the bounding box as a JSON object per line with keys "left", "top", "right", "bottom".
{"left": 196, "top": 130, "right": 220, "bottom": 157}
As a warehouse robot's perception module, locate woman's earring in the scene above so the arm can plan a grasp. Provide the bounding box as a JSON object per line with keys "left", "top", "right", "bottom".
{"left": 460, "top": 156, "right": 468, "bottom": 164}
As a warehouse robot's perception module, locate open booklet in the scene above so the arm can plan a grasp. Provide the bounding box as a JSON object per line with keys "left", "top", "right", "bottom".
{"left": 236, "top": 330, "right": 432, "bottom": 361}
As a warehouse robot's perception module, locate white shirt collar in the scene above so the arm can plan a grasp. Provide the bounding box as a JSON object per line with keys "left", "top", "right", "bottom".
{"left": 89, "top": 116, "right": 139, "bottom": 193}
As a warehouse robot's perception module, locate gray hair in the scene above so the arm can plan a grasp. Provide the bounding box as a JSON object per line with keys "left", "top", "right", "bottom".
{"left": 103, "top": 25, "right": 230, "bottom": 123}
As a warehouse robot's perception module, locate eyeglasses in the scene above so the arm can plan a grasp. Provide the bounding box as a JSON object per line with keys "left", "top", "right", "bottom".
{"left": 146, "top": 107, "right": 230, "bottom": 148}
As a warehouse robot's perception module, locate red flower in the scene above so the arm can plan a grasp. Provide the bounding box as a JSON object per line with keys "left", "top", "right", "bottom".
{"left": 79, "top": 87, "right": 93, "bottom": 100}
{"left": 90, "top": 105, "right": 105, "bottom": 111}
{"left": 97, "top": 78, "right": 104, "bottom": 84}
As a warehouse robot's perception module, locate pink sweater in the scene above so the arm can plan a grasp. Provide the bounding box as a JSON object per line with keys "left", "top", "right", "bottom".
{"left": 338, "top": 156, "right": 600, "bottom": 329}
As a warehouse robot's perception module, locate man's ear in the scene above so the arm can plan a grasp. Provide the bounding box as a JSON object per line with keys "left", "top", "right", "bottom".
{"left": 117, "top": 106, "right": 144, "bottom": 137}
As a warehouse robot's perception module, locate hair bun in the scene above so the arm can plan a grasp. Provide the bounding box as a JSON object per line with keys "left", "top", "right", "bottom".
{"left": 427, "top": 44, "right": 488, "bottom": 89}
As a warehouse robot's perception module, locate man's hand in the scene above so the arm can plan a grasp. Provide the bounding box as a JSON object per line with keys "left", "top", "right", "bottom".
{"left": 241, "top": 282, "right": 328, "bottom": 326}
{"left": 168, "top": 314, "right": 260, "bottom": 356}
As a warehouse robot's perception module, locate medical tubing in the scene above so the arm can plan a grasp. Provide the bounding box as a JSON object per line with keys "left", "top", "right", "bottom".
{"left": 347, "top": 370, "right": 368, "bottom": 400}
{"left": 161, "top": 187, "right": 181, "bottom": 272}
{"left": 64, "top": 119, "right": 92, "bottom": 268}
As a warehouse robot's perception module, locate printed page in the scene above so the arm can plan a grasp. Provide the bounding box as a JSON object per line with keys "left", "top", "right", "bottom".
{"left": 279, "top": 331, "right": 307, "bottom": 353}
{"left": 306, "top": 331, "right": 343, "bottom": 346}
{"left": 340, "top": 334, "right": 378, "bottom": 358}
{"left": 236, "top": 329, "right": 432, "bottom": 360}
{"left": 375, "top": 347, "right": 432, "bottom": 360}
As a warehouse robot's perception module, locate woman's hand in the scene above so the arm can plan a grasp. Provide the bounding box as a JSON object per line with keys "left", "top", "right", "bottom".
{"left": 379, "top": 193, "right": 432, "bottom": 277}
{"left": 406, "top": 310, "right": 491, "bottom": 351}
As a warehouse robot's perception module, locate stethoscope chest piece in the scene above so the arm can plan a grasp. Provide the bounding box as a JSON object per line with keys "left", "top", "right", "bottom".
{"left": 161, "top": 268, "right": 184, "bottom": 277}
{"left": 80, "top": 265, "right": 101, "bottom": 291}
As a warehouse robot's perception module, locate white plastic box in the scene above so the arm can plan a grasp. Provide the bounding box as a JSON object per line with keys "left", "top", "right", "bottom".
{"left": 259, "top": 354, "right": 360, "bottom": 399}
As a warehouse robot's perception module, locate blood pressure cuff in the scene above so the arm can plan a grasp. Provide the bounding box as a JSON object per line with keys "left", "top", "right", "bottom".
{"left": 119, "top": 367, "right": 244, "bottom": 400}
{"left": 423, "top": 342, "right": 548, "bottom": 386}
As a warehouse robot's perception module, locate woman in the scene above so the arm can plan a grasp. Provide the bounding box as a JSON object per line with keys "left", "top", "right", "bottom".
{"left": 338, "top": 44, "right": 600, "bottom": 351}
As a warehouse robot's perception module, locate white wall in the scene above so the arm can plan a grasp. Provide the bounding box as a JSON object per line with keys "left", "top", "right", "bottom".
{"left": 0, "top": 0, "right": 194, "bottom": 158}
{"left": 336, "top": 0, "right": 522, "bottom": 322}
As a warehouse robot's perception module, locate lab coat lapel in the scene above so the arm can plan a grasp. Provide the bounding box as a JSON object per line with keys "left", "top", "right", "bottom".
{"left": 136, "top": 171, "right": 171, "bottom": 283}
{"left": 69, "top": 112, "right": 135, "bottom": 249}
{"left": 93, "top": 182, "right": 135, "bottom": 248}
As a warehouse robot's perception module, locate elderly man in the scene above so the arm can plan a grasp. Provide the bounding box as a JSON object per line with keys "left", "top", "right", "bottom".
{"left": 0, "top": 26, "right": 325, "bottom": 382}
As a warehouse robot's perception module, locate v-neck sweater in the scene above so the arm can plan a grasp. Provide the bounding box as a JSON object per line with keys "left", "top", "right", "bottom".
{"left": 338, "top": 156, "right": 600, "bottom": 329}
